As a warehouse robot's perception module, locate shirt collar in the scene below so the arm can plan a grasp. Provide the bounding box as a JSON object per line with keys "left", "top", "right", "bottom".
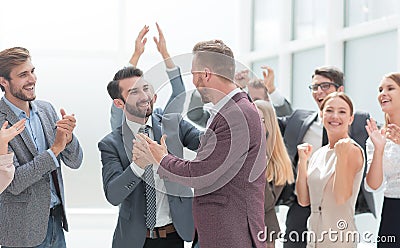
{"left": 2, "top": 96, "right": 37, "bottom": 117}
{"left": 125, "top": 115, "right": 153, "bottom": 134}
{"left": 207, "top": 88, "right": 242, "bottom": 116}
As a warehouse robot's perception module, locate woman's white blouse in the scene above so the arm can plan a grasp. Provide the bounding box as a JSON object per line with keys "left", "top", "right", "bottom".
{"left": 365, "top": 138, "right": 400, "bottom": 198}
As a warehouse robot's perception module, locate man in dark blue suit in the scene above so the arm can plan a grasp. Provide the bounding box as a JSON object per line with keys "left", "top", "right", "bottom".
{"left": 98, "top": 66, "right": 201, "bottom": 248}
{"left": 269, "top": 66, "right": 375, "bottom": 248}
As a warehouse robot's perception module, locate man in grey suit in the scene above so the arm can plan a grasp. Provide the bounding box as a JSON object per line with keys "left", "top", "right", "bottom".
{"left": 0, "top": 47, "right": 83, "bottom": 248}
{"left": 268, "top": 66, "right": 375, "bottom": 248}
{"left": 98, "top": 66, "right": 201, "bottom": 248}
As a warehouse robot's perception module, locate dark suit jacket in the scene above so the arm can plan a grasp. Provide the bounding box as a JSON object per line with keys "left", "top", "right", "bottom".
{"left": 277, "top": 109, "right": 375, "bottom": 216}
{"left": 0, "top": 99, "right": 83, "bottom": 247}
{"left": 158, "top": 92, "right": 267, "bottom": 248}
{"left": 98, "top": 112, "right": 201, "bottom": 248}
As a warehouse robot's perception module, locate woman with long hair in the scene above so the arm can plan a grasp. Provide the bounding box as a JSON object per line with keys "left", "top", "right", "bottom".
{"left": 296, "top": 92, "right": 364, "bottom": 248}
{"left": 365, "top": 72, "right": 400, "bottom": 247}
{"left": 255, "top": 100, "right": 294, "bottom": 247}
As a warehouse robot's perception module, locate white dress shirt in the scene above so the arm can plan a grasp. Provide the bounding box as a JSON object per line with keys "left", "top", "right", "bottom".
{"left": 126, "top": 117, "right": 173, "bottom": 227}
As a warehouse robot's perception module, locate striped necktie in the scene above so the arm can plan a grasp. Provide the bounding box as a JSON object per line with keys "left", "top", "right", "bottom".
{"left": 139, "top": 126, "right": 157, "bottom": 237}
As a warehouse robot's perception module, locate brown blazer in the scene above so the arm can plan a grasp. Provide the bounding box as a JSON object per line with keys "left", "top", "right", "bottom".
{"left": 158, "top": 92, "right": 267, "bottom": 248}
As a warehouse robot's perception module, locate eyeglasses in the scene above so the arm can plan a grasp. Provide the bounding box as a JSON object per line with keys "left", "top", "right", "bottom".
{"left": 308, "top": 82, "right": 340, "bottom": 92}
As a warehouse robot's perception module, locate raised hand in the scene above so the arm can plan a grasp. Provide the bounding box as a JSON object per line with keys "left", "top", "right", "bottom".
{"left": 297, "top": 143, "right": 313, "bottom": 162}
{"left": 129, "top": 25, "right": 150, "bottom": 66}
{"left": 386, "top": 123, "right": 400, "bottom": 144}
{"left": 334, "top": 137, "right": 355, "bottom": 159}
{"left": 153, "top": 22, "right": 175, "bottom": 69}
{"left": 0, "top": 119, "right": 26, "bottom": 154}
{"left": 365, "top": 118, "right": 386, "bottom": 149}
{"left": 57, "top": 108, "right": 76, "bottom": 144}
{"left": 261, "top": 66, "right": 276, "bottom": 94}
{"left": 234, "top": 69, "right": 250, "bottom": 89}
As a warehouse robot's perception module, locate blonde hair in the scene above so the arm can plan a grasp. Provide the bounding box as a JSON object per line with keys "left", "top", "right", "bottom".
{"left": 255, "top": 100, "right": 294, "bottom": 185}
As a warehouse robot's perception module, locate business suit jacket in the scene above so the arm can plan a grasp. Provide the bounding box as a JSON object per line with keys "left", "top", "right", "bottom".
{"left": 0, "top": 99, "right": 83, "bottom": 247}
{"left": 278, "top": 109, "right": 375, "bottom": 214}
{"left": 98, "top": 111, "right": 201, "bottom": 248}
{"left": 158, "top": 92, "right": 267, "bottom": 248}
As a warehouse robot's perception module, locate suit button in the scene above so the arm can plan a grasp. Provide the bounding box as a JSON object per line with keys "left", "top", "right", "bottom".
{"left": 318, "top": 206, "right": 322, "bottom": 211}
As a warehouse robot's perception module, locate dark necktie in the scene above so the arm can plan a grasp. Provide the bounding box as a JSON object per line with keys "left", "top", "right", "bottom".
{"left": 139, "top": 126, "right": 157, "bottom": 237}
{"left": 322, "top": 127, "right": 328, "bottom": 146}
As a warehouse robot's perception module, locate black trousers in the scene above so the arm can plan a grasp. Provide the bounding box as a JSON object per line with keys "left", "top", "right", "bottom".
{"left": 143, "top": 231, "right": 183, "bottom": 248}
{"left": 283, "top": 201, "right": 311, "bottom": 248}
{"left": 378, "top": 197, "right": 400, "bottom": 248}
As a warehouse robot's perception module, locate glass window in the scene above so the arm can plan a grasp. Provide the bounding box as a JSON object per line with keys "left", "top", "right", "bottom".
{"left": 292, "top": 0, "right": 328, "bottom": 40}
{"left": 251, "top": 57, "right": 279, "bottom": 88}
{"left": 252, "top": 0, "right": 280, "bottom": 50}
{"left": 345, "top": 0, "right": 400, "bottom": 27}
{"left": 292, "top": 47, "right": 325, "bottom": 109}
{"left": 344, "top": 31, "right": 397, "bottom": 124}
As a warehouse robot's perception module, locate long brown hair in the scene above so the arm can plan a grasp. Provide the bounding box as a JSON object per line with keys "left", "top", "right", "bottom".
{"left": 255, "top": 100, "right": 294, "bottom": 185}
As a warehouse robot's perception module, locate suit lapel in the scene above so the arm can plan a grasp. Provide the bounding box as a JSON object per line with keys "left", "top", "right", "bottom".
{"left": 35, "top": 103, "right": 55, "bottom": 151}
{"left": 0, "top": 99, "right": 38, "bottom": 156}
{"left": 296, "top": 112, "right": 318, "bottom": 144}
{"left": 121, "top": 118, "right": 135, "bottom": 163}
{"left": 152, "top": 113, "right": 162, "bottom": 144}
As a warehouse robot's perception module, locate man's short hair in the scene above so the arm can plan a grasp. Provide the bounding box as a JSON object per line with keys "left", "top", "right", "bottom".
{"left": 107, "top": 66, "right": 143, "bottom": 100}
{"left": 248, "top": 79, "right": 269, "bottom": 101}
{"left": 312, "top": 66, "right": 344, "bottom": 87}
{"left": 0, "top": 47, "right": 31, "bottom": 92}
{"left": 192, "top": 40, "right": 235, "bottom": 81}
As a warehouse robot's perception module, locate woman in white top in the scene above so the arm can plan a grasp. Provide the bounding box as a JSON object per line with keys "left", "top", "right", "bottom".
{"left": 365, "top": 72, "right": 400, "bottom": 247}
{"left": 0, "top": 119, "right": 25, "bottom": 194}
{"left": 296, "top": 92, "right": 364, "bottom": 248}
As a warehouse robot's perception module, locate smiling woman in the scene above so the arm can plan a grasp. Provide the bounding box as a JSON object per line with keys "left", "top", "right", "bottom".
{"left": 364, "top": 72, "right": 400, "bottom": 248}
{"left": 296, "top": 92, "right": 365, "bottom": 248}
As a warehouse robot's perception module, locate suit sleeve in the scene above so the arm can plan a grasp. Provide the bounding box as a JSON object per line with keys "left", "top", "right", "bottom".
{"left": 187, "top": 90, "right": 210, "bottom": 128}
{"left": 98, "top": 139, "right": 143, "bottom": 206}
{"left": 274, "top": 99, "right": 293, "bottom": 117}
{"left": 164, "top": 67, "right": 186, "bottom": 114}
{"left": 158, "top": 108, "right": 257, "bottom": 190}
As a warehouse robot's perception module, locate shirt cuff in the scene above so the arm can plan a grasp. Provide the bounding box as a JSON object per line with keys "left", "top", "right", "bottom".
{"left": 130, "top": 162, "right": 145, "bottom": 177}
{"left": 46, "top": 149, "right": 61, "bottom": 168}
{"left": 159, "top": 154, "right": 169, "bottom": 165}
{"left": 269, "top": 89, "right": 286, "bottom": 107}
{"left": 166, "top": 66, "right": 180, "bottom": 78}
{"left": 364, "top": 177, "right": 385, "bottom": 193}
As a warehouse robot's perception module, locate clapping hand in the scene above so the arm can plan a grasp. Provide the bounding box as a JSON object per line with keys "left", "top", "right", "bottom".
{"left": 0, "top": 119, "right": 26, "bottom": 155}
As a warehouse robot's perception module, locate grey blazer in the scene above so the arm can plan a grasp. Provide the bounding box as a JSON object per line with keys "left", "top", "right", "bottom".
{"left": 98, "top": 111, "right": 201, "bottom": 248}
{"left": 278, "top": 109, "right": 375, "bottom": 216}
{"left": 0, "top": 99, "right": 83, "bottom": 247}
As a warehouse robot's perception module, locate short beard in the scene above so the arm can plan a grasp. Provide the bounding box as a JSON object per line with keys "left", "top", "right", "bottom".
{"left": 10, "top": 85, "right": 36, "bottom": 101}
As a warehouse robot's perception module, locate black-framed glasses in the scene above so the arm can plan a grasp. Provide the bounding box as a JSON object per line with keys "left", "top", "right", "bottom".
{"left": 308, "top": 82, "right": 340, "bottom": 92}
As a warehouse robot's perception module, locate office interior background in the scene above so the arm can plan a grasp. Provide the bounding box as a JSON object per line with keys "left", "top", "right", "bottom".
{"left": 1, "top": 0, "right": 399, "bottom": 247}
